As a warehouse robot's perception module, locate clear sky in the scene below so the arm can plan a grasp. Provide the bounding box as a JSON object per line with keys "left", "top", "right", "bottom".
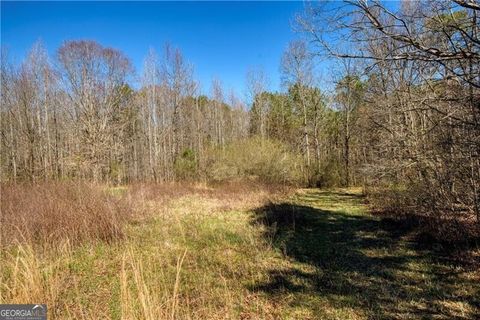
{"left": 1, "top": 1, "right": 306, "bottom": 96}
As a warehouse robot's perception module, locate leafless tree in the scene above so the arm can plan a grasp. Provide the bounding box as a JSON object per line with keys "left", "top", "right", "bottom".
{"left": 281, "top": 40, "right": 315, "bottom": 168}
{"left": 58, "top": 40, "right": 132, "bottom": 182}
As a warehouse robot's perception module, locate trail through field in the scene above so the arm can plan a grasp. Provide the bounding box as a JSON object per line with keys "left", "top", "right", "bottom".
{"left": 3, "top": 187, "right": 478, "bottom": 319}
{"left": 252, "top": 189, "right": 480, "bottom": 319}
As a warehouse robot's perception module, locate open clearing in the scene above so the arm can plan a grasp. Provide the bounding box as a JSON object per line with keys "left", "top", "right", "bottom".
{"left": 1, "top": 187, "right": 479, "bottom": 319}
{"left": 3, "top": 2, "right": 479, "bottom": 319}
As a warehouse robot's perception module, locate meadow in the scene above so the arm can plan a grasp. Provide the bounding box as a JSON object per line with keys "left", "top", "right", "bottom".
{"left": 1, "top": 182, "right": 478, "bottom": 319}
{"left": 2, "top": 1, "right": 479, "bottom": 319}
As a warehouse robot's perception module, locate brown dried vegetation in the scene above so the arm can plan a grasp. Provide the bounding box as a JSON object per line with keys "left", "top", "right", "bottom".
{"left": 0, "top": 182, "right": 131, "bottom": 247}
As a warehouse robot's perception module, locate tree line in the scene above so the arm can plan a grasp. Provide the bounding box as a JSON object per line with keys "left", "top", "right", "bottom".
{"left": 1, "top": 0, "right": 479, "bottom": 233}
{"left": 0, "top": 38, "right": 358, "bottom": 187}
{"left": 1, "top": 41, "right": 250, "bottom": 183}
{"left": 298, "top": 0, "right": 480, "bottom": 233}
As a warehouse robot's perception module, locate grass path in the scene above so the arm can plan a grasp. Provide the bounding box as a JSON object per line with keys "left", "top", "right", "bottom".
{"left": 253, "top": 188, "right": 479, "bottom": 319}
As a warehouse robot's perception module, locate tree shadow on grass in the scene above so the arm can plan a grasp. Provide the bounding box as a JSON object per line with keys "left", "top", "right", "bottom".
{"left": 249, "top": 191, "right": 480, "bottom": 319}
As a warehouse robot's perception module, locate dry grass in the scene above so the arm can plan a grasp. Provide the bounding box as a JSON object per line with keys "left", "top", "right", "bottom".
{"left": 0, "top": 181, "right": 287, "bottom": 319}
{"left": 126, "top": 180, "right": 291, "bottom": 210}
{"left": 1, "top": 183, "right": 477, "bottom": 319}
{"left": 1, "top": 182, "right": 131, "bottom": 247}
{"left": 0, "top": 243, "right": 73, "bottom": 311}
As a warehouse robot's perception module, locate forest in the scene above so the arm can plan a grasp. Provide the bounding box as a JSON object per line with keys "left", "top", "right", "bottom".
{"left": 1, "top": 1, "right": 479, "bottom": 319}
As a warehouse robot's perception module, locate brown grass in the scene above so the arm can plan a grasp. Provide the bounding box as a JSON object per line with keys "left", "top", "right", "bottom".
{"left": 0, "top": 182, "right": 131, "bottom": 247}
{"left": 1, "top": 184, "right": 478, "bottom": 319}
{"left": 0, "top": 180, "right": 288, "bottom": 249}
{"left": 126, "top": 180, "right": 292, "bottom": 212}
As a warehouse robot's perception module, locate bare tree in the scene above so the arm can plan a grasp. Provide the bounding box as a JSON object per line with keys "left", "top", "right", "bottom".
{"left": 161, "top": 44, "right": 195, "bottom": 158}
{"left": 300, "top": 0, "right": 480, "bottom": 228}
{"left": 281, "top": 40, "right": 315, "bottom": 168}
{"left": 58, "top": 40, "right": 132, "bottom": 182}
{"left": 246, "top": 67, "right": 269, "bottom": 138}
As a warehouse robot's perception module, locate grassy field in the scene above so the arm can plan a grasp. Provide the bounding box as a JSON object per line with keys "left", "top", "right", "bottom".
{"left": 1, "top": 185, "right": 479, "bottom": 319}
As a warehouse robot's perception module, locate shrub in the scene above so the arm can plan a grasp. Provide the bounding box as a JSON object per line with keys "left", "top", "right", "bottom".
{"left": 204, "top": 137, "right": 304, "bottom": 185}
{"left": 0, "top": 182, "right": 131, "bottom": 247}
{"left": 174, "top": 148, "right": 197, "bottom": 180}
{"left": 365, "top": 181, "right": 480, "bottom": 244}
{"left": 311, "top": 156, "right": 343, "bottom": 188}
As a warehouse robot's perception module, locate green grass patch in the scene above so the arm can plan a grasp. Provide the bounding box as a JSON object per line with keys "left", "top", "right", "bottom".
{"left": 250, "top": 188, "right": 480, "bottom": 319}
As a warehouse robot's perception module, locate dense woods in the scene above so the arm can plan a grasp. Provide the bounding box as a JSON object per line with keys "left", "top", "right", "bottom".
{"left": 1, "top": 0, "right": 479, "bottom": 239}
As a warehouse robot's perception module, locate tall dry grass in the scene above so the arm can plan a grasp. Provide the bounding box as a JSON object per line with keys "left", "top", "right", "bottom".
{"left": 127, "top": 180, "right": 291, "bottom": 211}
{"left": 0, "top": 182, "right": 131, "bottom": 247}
{"left": 1, "top": 180, "right": 289, "bottom": 318}
{"left": 120, "top": 247, "right": 188, "bottom": 320}
{"left": 0, "top": 243, "right": 72, "bottom": 307}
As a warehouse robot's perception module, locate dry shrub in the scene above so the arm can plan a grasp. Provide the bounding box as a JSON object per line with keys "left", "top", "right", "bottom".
{"left": 205, "top": 180, "right": 293, "bottom": 210}
{"left": 366, "top": 184, "right": 480, "bottom": 245}
{"left": 0, "top": 181, "right": 131, "bottom": 247}
{"left": 126, "top": 181, "right": 201, "bottom": 204}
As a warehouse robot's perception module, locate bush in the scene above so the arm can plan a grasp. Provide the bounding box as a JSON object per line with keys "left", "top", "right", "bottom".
{"left": 205, "top": 137, "right": 304, "bottom": 185}
{"left": 365, "top": 181, "right": 480, "bottom": 244}
{"left": 0, "top": 182, "right": 131, "bottom": 247}
{"left": 311, "top": 156, "right": 343, "bottom": 188}
{"left": 174, "top": 148, "right": 197, "bottom": 180}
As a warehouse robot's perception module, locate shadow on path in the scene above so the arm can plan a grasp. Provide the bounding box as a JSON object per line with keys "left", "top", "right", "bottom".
{"left": 250, "top": 190, "right": 479, "bottom": 319}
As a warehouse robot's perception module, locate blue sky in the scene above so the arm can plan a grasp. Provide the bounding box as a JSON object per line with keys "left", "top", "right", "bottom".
{"left": 1, "top": 1, "right": 306, "bottom": 96}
